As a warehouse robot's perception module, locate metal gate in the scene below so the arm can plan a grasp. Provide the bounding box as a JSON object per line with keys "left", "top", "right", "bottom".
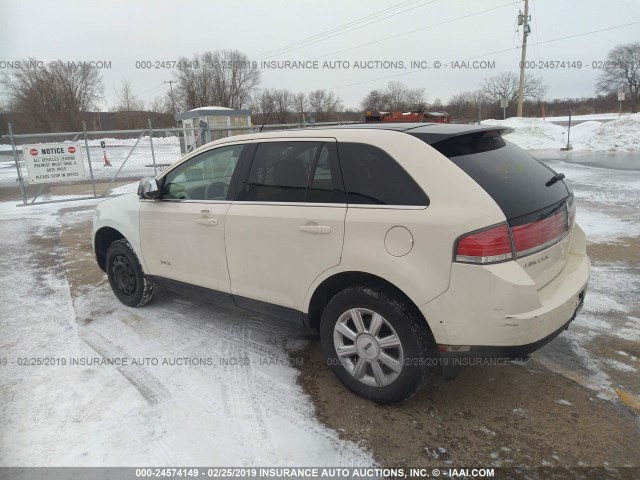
{"left": 1, "top": 120, "right": 356, "bottom": 206}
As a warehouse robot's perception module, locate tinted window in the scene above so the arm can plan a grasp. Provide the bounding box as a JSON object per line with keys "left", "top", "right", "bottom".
{"left": 240, "top": 142, "right": 346, "bottom": 203}
{"left": 308, "top": 144, "right": 344, "bottom": 203}
{"left": 337, "top": 142, "right": 429, "bottom": 206}
{"left": 415, "top": 132, "right": 571, "bottom": 220}
{"left": 162, "top": 144, "right": 244, "bottom": 200}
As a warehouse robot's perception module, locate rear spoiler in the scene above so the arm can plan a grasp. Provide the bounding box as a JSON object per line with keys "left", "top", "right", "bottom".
{"left": 406, "top": 126, "right": 514, "bottom": 145}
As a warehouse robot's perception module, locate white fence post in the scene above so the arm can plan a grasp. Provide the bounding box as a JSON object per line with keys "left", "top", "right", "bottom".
{"left": 148, "top": 118, "right": 157, "bottom": 176}
{"left": 8, "top": 123, "right": 28, "bottom": 205}
{"left": 82, "top": 121, "right": 97, "bottom": 198}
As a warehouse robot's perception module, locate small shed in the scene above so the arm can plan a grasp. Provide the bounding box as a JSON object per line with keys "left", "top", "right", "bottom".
{"left": 175, "top": 106, "right": 252, "bottom": 153}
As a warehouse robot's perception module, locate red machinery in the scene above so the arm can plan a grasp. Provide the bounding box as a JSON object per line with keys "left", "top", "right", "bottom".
{"left": 365, "top": 110, "right": 451, "bottom": 123}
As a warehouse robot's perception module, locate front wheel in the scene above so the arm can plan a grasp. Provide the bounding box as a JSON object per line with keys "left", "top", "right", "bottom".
{"left": 105, "top": 239, "right": 154, "bottom": 307}
{"left": 320, "top": 287, "right": 434, "bottom": 404}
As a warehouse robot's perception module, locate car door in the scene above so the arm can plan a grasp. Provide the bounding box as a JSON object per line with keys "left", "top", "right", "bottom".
{"left": 225, "top": 139, "right": 347, "bottom": 318}
{"left": 139, "top": 143, "right": 246, "bottom": 293}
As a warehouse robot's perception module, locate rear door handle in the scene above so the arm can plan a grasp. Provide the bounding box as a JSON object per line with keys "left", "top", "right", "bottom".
{"left": 298, "top": 225, "right": 331, "bottom": 234}
{"left": 196, "top": 218, "right": 218, "bottom": 226}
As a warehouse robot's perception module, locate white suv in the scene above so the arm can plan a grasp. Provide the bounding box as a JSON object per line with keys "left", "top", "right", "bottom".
{"left": 92, "top": 124, "right": 590, "bottom": 403}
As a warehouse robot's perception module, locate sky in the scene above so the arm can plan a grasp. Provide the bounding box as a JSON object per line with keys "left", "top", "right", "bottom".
{"left": 1, "top": 0, "right": 639, "bottom": 112}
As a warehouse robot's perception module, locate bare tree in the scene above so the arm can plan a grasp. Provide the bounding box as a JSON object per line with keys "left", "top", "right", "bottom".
{"left": 360, "top": 90, "right": 388, "bottom": 112}
{"left": 110, "top": 80, "right": 146, "bottom": 129}
{"left": 596, "top": 42, "right": 640, "bottom": 113}
{"left": 113, "top": 79, "right": 144, "bottom": 112}
{"left": 270, "top": 89, "right": 295, "bottom": 123}
{"left": 293, "top": 92, "right": 308, "bottom": 123}
{"left": 447, "top": 89, "right": 487, "bottom": 121}
{"left": 430, "top": 98, "right": 443, "bottom": 109}
{"left": 1, "top": 57, "right": 103, "bottom": 131}
{"left": 386, "top": 81, "right": 425, "bottom": 111}
{"left": 174, "top": 50, "right": 261, "bottom": 111}
{"left": 308, "top": 89, "right": 343, "bottom": 122}
{"left": 482, "top": 72, "right": 546, "bottom": 105}
{"left": 360, "top": 81, "right": 425, "bottom": 112}
{"left": 248, "top": 89, "right": 275, "bottom": 125}
{"left": 149, "top": 95, "right": 172, "bottom": 114}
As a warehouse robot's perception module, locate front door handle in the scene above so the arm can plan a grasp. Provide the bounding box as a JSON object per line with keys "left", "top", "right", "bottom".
{"left": 196, "top": 218, "right": 218, "bottom": 226}
{"left": 298, "top": 225, "right": 331, "bottom": 234}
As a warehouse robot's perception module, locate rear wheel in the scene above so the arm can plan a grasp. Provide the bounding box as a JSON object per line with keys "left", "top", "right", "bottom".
{"left": 106, "top": 239, "right": 154, "bottom": 307}
{"left": 320, "top": 286, "right": 434, "bottom": 403}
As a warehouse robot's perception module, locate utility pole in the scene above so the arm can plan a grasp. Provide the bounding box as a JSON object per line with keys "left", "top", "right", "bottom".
{"left": 516, "top": 0, "right": 530, "bottom": 117}
{"left": 164, "top": 80, "right": 177, "bottom": 114}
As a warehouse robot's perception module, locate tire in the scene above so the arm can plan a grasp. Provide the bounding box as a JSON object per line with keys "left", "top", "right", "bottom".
{"left": 105, "top": 239, "right": 154, "bottom": 307}
{"left": 320, "top": 286, "right": 434, "bottom": 404}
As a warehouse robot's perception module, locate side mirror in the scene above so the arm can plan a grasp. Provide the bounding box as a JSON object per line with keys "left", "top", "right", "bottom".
{"left": 138, "top": 177, "right": 160, "bottom": 199}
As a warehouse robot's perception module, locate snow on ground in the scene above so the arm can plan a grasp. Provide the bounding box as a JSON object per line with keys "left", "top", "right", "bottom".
{"left": 538, "top": 159, "right": 640, "bottom": 242}
{"left": 482, "top": 114, "right": 640, "bottom": 151}
{"left": 0, "top": 200, "right": 374, "bottom": 466}
{"left": 571, "top": 115, "right": 640, "bottom": 152}
{"left": 531, "top": 152, "right": 640, "bottom": 402}
{"left": 535, "top": 260, "right": 640, "bottom": 400}
{"left": 544, "top": 113, "right": 635, "bottom": 122}
{"left": 483, "top": 117, "right": 566, "bottom": 149}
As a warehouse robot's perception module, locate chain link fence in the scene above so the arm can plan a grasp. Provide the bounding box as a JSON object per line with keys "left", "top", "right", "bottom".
{"left": 0, "top": 119, "right": 356, "bottom": 206}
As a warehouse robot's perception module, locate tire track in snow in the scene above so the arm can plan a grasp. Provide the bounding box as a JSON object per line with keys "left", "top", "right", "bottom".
{"left": 218, "top": 320, "right": 280, "bottom": 464}
{"left": 81, "top": 329, "right": 170, "bottom": 405}
{"left": 153, "top": 297, "right": 355, "bottom": 458}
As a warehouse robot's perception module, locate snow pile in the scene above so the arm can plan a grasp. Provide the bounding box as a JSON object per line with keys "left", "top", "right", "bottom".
{"left": 568, "top": 121, "right": 602, "bottom": 144}
{"left": 571, "top": 116, "right": 640, "bottom": 152}
{"left": 482, "top": 117, "right": 566, "bottom": 149}
{"left": 482, "top": 114, "right": 640, "bottom": 151}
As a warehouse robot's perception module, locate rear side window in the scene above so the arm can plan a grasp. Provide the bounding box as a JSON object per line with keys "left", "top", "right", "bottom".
{"left": 413, "top": 132, "right": 571, "bottom": 219}
{"left": 337, "top": 142, "right": 429, "bottom": 206}
{"left": 239, "top": 141, "right": 346, "bottom": 203}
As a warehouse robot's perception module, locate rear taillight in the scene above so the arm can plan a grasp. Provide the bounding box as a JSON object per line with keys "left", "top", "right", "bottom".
{"left": 455, "top": 224, "right": 513, "bottom": 264}
{"left": 512, "top": 208, "right": 569, "bottom": 257}
{"left": 455, "top": 197, "right": 574, "bottom": 264}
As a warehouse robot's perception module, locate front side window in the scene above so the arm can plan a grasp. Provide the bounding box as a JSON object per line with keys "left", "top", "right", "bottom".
{"left": 239, "top": 141, "right": 345, "bottom": 203}
{"left": 162, "top": 144, "right": 244, "bottom": 200}
{"left": 337, "top": 142, "right": 429, "bottom": 206}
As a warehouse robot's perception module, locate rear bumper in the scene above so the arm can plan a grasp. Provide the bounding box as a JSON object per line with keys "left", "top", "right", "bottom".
{"left": 421, "top": 224, "right": 591, "bottom": 350}
{"left": 438, "top": 288, "right": 584, "bottom": 380}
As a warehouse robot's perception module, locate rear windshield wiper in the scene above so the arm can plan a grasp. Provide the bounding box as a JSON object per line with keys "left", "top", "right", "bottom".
{"left": 545, "top": 172, "right": 565, "bottom": 187}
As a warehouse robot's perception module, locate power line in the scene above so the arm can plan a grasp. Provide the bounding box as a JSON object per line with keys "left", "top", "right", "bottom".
{"left": 251, "top": 0, "right": 440, "bottom": 61}
{"left": 251, "top": 0, "right": 426, "bottom": 60}
{"left": 251, "top": 0, "right": 427, "bottom": 60}
{"left": 308, "top": 1, "right": 518, "bottom": 61}
{"left": 137, "top": 83, "right": 167, "bottom": 99}
{"left": 327, "top": 20, "right": 640, "bottom": 91}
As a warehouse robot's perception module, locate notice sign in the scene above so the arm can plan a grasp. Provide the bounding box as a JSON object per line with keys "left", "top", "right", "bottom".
{"left": 23, "top": 143, "right": 86, "bottom": 184}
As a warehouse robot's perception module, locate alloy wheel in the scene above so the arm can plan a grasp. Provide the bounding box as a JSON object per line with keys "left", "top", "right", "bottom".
{"left": 333, "top": 308, "right": 404, "bottom": 387}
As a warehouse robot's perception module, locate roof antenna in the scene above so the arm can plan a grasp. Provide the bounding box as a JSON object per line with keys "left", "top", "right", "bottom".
{"left": 259, "top": 107, "right": 273, "bottom": 132}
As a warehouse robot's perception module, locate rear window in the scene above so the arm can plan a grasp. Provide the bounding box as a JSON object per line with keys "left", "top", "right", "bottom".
{"left": 412, "top": 131, "right": 570, "bottom": 219}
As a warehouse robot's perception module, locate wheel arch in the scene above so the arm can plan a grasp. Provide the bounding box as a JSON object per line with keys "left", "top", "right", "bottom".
{"left": 94, "top": 226, "right": 125, "bottom": 272}
{"left": 306, "top": 270, "right": 434, "bottom": 340}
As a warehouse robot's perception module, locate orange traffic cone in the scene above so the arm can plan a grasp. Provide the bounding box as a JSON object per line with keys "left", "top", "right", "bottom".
{"left": 103, "top": 151, "right": 111, "bottom": 167}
